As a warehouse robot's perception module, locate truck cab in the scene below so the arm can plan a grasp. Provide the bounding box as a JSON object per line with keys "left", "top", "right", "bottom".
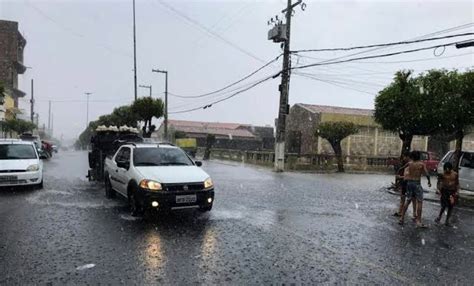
{"left": 104, "top": 142, "right": 214, "bottom": 215}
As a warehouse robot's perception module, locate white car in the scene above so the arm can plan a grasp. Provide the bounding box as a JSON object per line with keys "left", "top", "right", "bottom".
{"left": 104, "top": 142, "right": 214, "bottom": 215}
{"left": 437, "top": 150, "right": 474, "bottom": 191}
{"left": 0, "top": 139, "right": 43, "bottom": 188}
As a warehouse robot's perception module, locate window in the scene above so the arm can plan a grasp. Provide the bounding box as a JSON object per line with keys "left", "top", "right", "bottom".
{"left": 121, "top": 148, "right": 131, "bottom": 163}
{"left": 460, "top": 152, "right": 473, "bottom": 169}
{"left": 420, "top": 152, "right": 429, "bottom": 161}
{"left": 0, "top": 144, "right": 37, "bottom": 160}
{"left": 133, "top": 147, "right": 193, "bottom": 166}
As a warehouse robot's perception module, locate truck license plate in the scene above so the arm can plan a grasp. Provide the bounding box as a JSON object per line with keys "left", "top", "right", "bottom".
{"left": 176, "top": 194, "right": 197, "bottom": 204}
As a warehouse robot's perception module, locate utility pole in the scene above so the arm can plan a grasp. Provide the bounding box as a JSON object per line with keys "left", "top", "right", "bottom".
{"left": 48, "top": 100, "right": 51, "bottom": 131}
{"left": 152, "top": 69, "right": 168, "bottom": 140}
{"left": 51, "top": 113, "right": 54, "bottom": 137}
{"left": 270, "top": 0, "right": 304, "bottom": 172}
{"left": 132, "top": 0, "right": 138, "bottom": 101}
{"left": 85, "top": 92, "right": 92, "bottom": 128}
{"left": 139, "top": 84, "right": 152, "bottom": 97}
{"left": 30, "top": 79, "right": 34, "bottom": 123}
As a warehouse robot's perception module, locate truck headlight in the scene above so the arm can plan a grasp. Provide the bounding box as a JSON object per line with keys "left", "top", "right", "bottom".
{"left": 204, "top": 178, "right": 214, "bottom": 189}
{"left": 26, "top": 164, "right": 40, "bottom": 171}
{"left": 139, "top": 179, "right": 162, "bottom": 191}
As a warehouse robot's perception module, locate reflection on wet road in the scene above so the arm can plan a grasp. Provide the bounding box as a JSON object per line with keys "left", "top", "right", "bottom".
{"left": 0, "top": 151, "right": 473, "bottom": 284}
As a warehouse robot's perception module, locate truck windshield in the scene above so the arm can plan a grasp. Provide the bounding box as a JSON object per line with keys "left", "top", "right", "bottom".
{"left": 133, "top": 147, "right": 194, "bottom": 166}
{"left": 0, "top": 144, "right": 37, "bottom": 160}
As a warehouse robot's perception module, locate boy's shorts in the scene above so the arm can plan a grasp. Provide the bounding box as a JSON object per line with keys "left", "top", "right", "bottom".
{"left": 406, "top": 180, "right": 423, "bottom": 201}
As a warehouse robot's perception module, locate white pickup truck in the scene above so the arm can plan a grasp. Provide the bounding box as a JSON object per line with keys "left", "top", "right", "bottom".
{"left": 104, "top": 142, "right": 214, "bottom": 215}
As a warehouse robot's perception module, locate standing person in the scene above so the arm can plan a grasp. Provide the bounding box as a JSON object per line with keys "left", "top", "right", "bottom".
{"left": 399, "top": 151, "right": 431, "bottom": 227}
{"left": 393, "top": 152, "right": 416, "bottom": 218}
{"left": 435, "top": 162, "right": 459, "bottom": 226}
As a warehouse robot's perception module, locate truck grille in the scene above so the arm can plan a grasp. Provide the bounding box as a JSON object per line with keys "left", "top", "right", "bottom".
{"left": 0, "top": 175, "right": 27, "bottom": 185}
{"left": 0, "top": 170, "right": 26, "bottom": 173}
{"left": 164, "top": 183, "right": 204, "bottom": 192}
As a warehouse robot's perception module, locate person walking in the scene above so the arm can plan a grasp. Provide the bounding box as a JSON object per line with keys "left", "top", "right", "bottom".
{"left": 399, "top": 151, "right": 431, "bottom": 228}
{"left": 435, "top": 162, "right": 459, "bottom": 226}
{"left": 393, "top": 152, "right": 416, "bottom": 219}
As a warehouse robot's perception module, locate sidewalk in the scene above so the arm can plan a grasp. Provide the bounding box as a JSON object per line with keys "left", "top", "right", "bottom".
{"left": 386, "top": 186, "right": 474, "bottom": 208}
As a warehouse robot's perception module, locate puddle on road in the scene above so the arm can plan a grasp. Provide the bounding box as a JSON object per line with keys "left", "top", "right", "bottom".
{"left": 209, "top": 210, "right": 245, "bottom": 220}
{"left": 26, "top": 188, "right": 122, "bottom": 209}
{"left": 120, "top": 214, "right": 142, "bottom": 221}
{"left": 76, "top": 263, "right": 96, "bottom": 271}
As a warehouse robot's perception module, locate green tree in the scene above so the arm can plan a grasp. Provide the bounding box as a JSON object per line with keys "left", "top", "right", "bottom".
{"left": 418, "top": 69, "right": 474, "bottom": 170}
{"left": 3, "top": 118, "right": 36, "bottom": 136}
{"left": 109, "top": 105, "right": 139, "bottom": 127}
{"left": 131, "top": 97, "right": 164, "bottom": 138}
{"left": 374, "top": 71, "right": 435, "bottom": 157}
{"left": 316, "top": 121, "right": 358, "bottom": 172}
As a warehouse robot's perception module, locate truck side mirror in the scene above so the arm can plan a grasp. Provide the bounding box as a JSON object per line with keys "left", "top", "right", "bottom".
{"left": 195, "top": 161, "right": 202, "bottom": 167}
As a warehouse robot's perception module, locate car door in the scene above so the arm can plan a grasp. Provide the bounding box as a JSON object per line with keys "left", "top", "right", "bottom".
{"left": 115, "top": 147, "right": 131, "bottom": 196}
{"left": 109, "top": 148, "right": 125, "bottom": 192}
{"left": 458, "top": 152, "right": 474, "bottom": 191}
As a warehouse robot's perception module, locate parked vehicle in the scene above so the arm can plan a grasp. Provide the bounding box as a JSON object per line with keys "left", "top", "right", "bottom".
{"left": 388, "top": 151, "right": 440, "bottom": 173}
{"left": 0, "top": 139, "right": 43, "bottom": 188}
{"left": 437, "top": 150, "right": 474, "bottom": 191}
{"left": 104, "top": 142, "right": 214, "bottom": 214}
{"left": 19, "top": 133, "right": 49, "bottom": 159}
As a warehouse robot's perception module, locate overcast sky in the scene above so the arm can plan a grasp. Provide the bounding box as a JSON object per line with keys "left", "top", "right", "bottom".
{"left": 1, "top": 0, "right": 473, "bottom": 140}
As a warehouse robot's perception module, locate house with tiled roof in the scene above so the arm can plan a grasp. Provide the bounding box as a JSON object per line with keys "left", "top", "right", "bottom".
{"left": 157, "top": 120, "right": 274, "bottom": 151}
{"left": 286, "top": 103, "right": 429, "bottom": 156}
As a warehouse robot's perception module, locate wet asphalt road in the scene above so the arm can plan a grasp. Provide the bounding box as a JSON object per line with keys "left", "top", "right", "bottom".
{"left": 1, "top": 151, "right": 473, "bottom": 285}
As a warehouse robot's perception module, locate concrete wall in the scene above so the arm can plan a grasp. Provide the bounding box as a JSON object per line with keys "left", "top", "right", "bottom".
{"left": 287, "top": 105, "right": 429, "bottom": 157}
{"left": 285, "top": 104, "right": 320, "bottom": 154}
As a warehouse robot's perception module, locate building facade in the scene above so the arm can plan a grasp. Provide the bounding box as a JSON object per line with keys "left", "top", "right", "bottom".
{"left": 157, "top": 120, "right": 275, "bottom": 151}
{"left": 0, "top": 20, "right": 27, "bottom": 121}
{"left": 286, "top": 103, "right": 430, "bottom": 157}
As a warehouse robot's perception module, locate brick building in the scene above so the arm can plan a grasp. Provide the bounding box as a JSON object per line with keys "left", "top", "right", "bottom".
{"left": 286, "top": 103, "right": 430, "bottom": 157}
{"left": 0, "top": 20, "right": 27, "bottom": 121}
{"left": 157, "top": 120, "right": 275, "bottom": 151}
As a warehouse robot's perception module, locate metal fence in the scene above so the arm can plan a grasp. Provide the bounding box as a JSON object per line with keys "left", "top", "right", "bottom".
{"left": 199, "top": 148, "right": 394, "bottom": 172}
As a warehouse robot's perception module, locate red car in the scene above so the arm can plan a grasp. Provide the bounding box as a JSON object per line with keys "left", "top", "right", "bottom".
{"left": 420, "top": 151, "right": 441, "bottom": 173}
{"left": 389, "top": 151, "right": 440, "bottom": 173}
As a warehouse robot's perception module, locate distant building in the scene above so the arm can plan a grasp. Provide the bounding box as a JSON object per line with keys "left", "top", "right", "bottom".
{"left": 157, "top": 120, "right": 275, "bottom": 151}
{"left": 0, "top": 20, "right": 27, "bottom": 121}
{"left": 286, "top": 103, "right": 430, "bottom": 157}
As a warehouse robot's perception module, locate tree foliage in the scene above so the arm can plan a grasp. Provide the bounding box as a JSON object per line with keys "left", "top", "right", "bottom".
{"left": 316, "top": 121, "right": 358, "bottom": 172}
{"left": 2, "top": 118, "right": 37, "bottom": 135}
{"left": 374, "top": 71, "right": 435, "bottom": 155}
{"left": 375, "top": 69, "right": 474, "bottom": 167}
{"left": 131, "top": 97, "right": 164, "bottom": 138}
{"left": 74, "top": 104, "right": 140, "bottom": 149}
{"left": 415, "top": 69, "right": 474, "bottom": 169}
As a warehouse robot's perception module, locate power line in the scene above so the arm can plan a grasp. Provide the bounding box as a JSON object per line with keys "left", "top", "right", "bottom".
{"left": 353, "top": 52, "right": 474, "bottom": 64}
{"left": 304, "top": 23, "right": 474, "bottom": 67}
{"left": 292, "top": 32, "right": 474, "bottom": 53}
{"left": 154, "top": 0, "right": 267, "bottom": 64}
{"left": 169, "top": 73, "right": 278, "bottom": 114}
{"left": 295, "top": 73, "right": 377, "bottom": 96}
{"left": 168, "top": 53, "right": 282, "bottom": 99}
{"left": 291, "top": 40, "right": 470, "bottom": 71}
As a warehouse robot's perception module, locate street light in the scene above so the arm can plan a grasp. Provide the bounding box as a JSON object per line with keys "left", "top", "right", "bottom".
{"left": 85, "top": 92, "right": 92, "bottom": 128}
{"left": 152, "top": 69, "right": 168, "bottom": 140}
{"left": 139, "top": 84, "right": 152, "bottom": 97}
